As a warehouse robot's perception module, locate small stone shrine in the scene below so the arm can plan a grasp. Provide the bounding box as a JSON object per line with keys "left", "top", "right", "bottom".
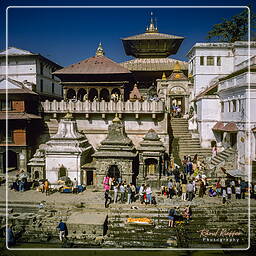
{"left": 27, "top": 145, "right": 46, "bottom": 180}
{"left": 93, "top": 114, "right": 137, "bottom": 188}
{"left": 138, "top": 129, "right": 166, "bottom": 182}
{"left": 45, "top": 112, "right": 93, "bottom": 184}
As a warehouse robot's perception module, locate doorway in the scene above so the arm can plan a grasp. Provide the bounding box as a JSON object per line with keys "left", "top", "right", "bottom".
{"left": 108, "top": 165, "right": 120, "bottom": 179}
{"left": 145, "top": 158, "right": 158, "bottom": 176}
{"left": 86, "top": 170, "right": 94, "bottom": 185}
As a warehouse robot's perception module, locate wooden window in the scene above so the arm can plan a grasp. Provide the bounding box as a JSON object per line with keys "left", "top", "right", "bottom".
{"left": 217, "top": 56, "right": 221, "bottom": 66}
{"left": 200, "top": 56, "right": 204, "bottom": 65}
{"left": 207, "top": 56, "right": 214, "bottom": 66}
{"left": 0, "top": 129, "right": 13, "bottom": 143}
{"left": 0, "top": 100, "right": 12, "bottom": 110}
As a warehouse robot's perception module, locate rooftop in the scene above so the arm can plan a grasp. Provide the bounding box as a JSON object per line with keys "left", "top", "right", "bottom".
{"left": 54, "top": 43, "right": 131, "bottom": 75}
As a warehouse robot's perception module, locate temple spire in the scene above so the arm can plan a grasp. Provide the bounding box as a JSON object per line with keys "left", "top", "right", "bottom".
{"left": 146, "top": 12, "right": 158, "bottom": 33}
{"left": 96, "top": 42, "right": 105, "bottom": 56}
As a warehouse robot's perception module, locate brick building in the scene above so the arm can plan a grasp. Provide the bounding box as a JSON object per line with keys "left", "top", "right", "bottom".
{"left": 0, "top": 78, "right": 41, "bottom": 173}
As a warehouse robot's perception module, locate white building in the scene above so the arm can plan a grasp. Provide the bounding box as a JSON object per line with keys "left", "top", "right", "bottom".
{"left": 187, "top": 41, "right": 256, "bottom": 179}
{"left": 0, "top": 47, "right": 63, "bottom": 99}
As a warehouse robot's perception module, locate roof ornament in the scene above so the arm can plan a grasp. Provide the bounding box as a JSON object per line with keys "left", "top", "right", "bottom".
{"left": 113, "top": 113, "right": 121, "bottom": 123}
{"left": 173, "top": 61, "right": 181, "bottom": 72}
{"left": 64, "top": 111, "right": 73, "bottom": 120}
{"left": 161, "top": 72, "right": 167, "bottom": 80}
{"left": 96, "top": 42, "right": 105, "bottom": 56}
{"left": 146, "top": 12, "right": 158, "bottom": 33}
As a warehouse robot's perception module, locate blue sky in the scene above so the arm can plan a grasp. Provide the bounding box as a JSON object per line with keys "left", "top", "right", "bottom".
{"left": 0, "top": 0, "right": 254, "bottom": 67}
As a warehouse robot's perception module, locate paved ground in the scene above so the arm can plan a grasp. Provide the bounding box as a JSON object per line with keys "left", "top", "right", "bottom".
{"left": 0, "top": 184, "right": 251, "bottom": 208}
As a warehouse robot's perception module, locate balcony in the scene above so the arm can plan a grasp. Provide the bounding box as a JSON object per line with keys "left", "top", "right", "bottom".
{"left": 41, "top": 99, "right": 165, "bottom": 115}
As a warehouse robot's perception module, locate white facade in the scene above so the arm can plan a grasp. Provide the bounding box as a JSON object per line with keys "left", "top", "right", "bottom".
{"left": 187, "top": 42, "right": 256, "bottom": 97}
{"left": 0, "top": 47, "right": 63, "bottom": 99}
{"left": 187, "top": 40, "right": 256, "bottom": 177}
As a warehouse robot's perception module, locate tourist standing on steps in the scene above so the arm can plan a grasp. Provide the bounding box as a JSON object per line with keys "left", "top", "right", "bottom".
{"left": 181, "top": 180, "right": 187, "bottom": 201}
{"left": 113, "top": 184, "right": 118, "bottom": 203}
{"left": 240, "top": 180, "right": 247, "bottom": 199}
{"left": 227, "top": 184, "right": 232, "bottom": 200}
{"left": 127, "top": 185, "right": 132, "bottom": 204}
{"left": 57, "top": 220, "right": 68, "bottom": 242}
{"left": 222, "top": 188, "right": 227, "bottom": 204}
{"left": 167, "top": 179, "right": 173, "bottom": 199}
{"left": 44, "top": 179, "right": 50, "bottom": 196}
{"left": 72, "top": 178, "right": 78, "bottom": 194}
{"left": 103, "top": 175, "right": 110, "bottom": 191}
{"left": 139, "top": 184, "right": 145, "bottom": 204}
{"left": 130, "top": 183, "right": 136, "bottom": 202}
{"left": 212, "top": 145, "right": 217, "bottom": 158}
{"left": 198, "top": 179, "right": 204, "bottom": 198}
{"left": 168, "top": 207, "right": 177, "bottom": 227}
{"left": 235, "top": 183, "right": 241, "bottom": 199}
{"left": 187, "top": 181, "right": 194, "bottom": 201}
{"left": 119, "top": 183, "right": 126, "bottom": 203}
{"left": 146, "top": 185, "right": 152, "bottom": 204}
{"left": 104, "top": 190, "right": 112, "bottom": 208}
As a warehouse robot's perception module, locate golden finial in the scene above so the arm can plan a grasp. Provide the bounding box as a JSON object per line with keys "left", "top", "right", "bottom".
{"left": 96, "top": 42, "right": 105, "bottom": 56}
{"left": 188, "top": 73, "right": 193, "bottom": 79}
{"left": 113, "top": 113, "right": 121, "bottom": 123}
{"left": 64, "top": 111, "right": 73, "bottom": 120}
{"left": 161, "top": 72, "right": 166, "bottom": 80}
{"left": 173, "top": 61, "right": 181, "bottom": 72}
{"left": 146, "top": 12, "right": 158, "bottom": 33}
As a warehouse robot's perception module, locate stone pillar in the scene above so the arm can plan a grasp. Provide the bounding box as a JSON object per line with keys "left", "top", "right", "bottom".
{"left": 184, "top": 95, "right": 189, "bottom": 114}
{"left": 63, "top": 87, "right": 67, "bottom": 100}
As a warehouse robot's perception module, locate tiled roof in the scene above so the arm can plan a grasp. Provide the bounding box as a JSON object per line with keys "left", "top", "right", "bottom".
{"left": 54, "top": 55, "right": 131, "bottom": 75}
{"left": 212, "top": 122, "right": 225, "bottom": 131}
{"left": 122, "top": 32, "right": 184, "bottom": 41}
{"left": 0, "top": 78, "right": 38, "bottom": 95}
{"left": 0, "top": 112, "right": 41, "bottom": 120}
{"left": 120, "top": 58, "right": 188, "bottom": 71}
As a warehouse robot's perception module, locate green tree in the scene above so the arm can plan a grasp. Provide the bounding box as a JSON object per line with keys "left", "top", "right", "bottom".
{"left": 207, "top": 7, "right": 256, "bottom": 42}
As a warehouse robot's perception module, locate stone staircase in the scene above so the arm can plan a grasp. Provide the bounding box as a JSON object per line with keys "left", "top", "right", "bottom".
{"left": 104, "top": 199, "right": 253, "bottom": 248}
{"left": 0, "top": 197, "right": 255, "bottom": 249}
{"left": 170, "top": 118, "right": 212, "bottom": 165}
{"left": 210, "top": 147, "right": 237, "bottom": 168}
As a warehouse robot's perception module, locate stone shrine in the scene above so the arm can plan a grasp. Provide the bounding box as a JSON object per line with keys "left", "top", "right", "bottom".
{"left": 93, "top": 114, "right": 137, "bottom": 188}
{"left": 138, "top": 129, "right": 166, "bottom": 183}
{"left": 45, "top": 112, "right": 93, "bottom": 184}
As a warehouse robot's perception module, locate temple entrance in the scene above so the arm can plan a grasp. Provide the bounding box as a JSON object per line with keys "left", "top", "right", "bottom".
{"left": 170, "top": 96, "right": 185, "bottom": 115}
{"left": 107, "top": 165, "right": 120, "bottom": 179}
{"left": 3, "top": 150, "right": 18, "bottom": 173}
{"left": 58, "top": 165, "right": 67, "bottom": 178}
{"left": 230, "top": 133, "right": 237, "bottom": 148}
{"left": 145, "top": 158, "right": 158, "bottom": 176}
{"left": 86, "top": 170, "right": 94, "bottom": 185}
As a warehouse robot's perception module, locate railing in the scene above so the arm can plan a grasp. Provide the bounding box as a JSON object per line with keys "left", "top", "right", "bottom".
{"left": 41, "top": 99, "right": 165, "bottom": 114}
{"left": 219, "top": 72, "right": 251, "bottom": 91}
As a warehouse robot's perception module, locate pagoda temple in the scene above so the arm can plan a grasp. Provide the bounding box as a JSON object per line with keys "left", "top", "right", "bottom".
{"left": 54, "top": 43, "right": 133, "bottom": 102}
{"left": 121, "top": 13, "right": 188, "bottom": 90}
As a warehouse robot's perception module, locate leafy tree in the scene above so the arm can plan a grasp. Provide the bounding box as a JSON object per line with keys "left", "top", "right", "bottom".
{"left": 207, "top": 7, "right": 256, "bottom": 42}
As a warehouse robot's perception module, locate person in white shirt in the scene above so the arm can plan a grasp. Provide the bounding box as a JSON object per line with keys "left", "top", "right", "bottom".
{"left": 145, "top": 185, "right": 152, "bottom": 204}
{"left": 227, "top": 186, "right": 232, "bottom": 200}
{"left": 139, "top": 184, "right": 145, "bottom": 204}
{"left": 113, "top": 185, "right": 118, "bottom": 203}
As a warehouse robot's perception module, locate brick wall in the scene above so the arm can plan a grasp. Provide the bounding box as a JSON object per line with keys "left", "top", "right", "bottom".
{"left": 0, "top": 128, "right": 27, "bottom": 146}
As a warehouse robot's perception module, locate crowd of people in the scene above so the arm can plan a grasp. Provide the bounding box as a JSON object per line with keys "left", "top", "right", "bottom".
{"left": 103, "top": 175, "right": 157, "bottom": 208}
{"left": 171, "top": 104, "right": 182, "bottom": 118}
